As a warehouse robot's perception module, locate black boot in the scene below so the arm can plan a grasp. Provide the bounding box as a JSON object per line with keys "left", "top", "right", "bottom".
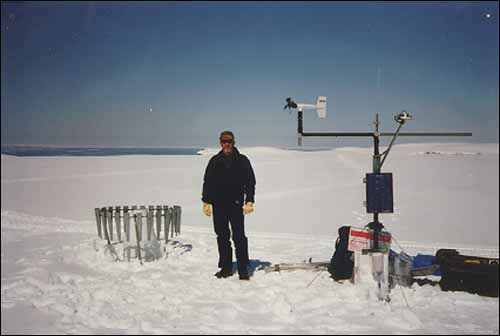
{"left": 214, "top": 269, "right": 233, "bottom": 278}
{"left": 238, "top": 271, "right": 250, "bottom": 280}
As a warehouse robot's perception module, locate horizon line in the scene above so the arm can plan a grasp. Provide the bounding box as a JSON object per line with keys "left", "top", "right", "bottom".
{"left": 1, "top": 140, "right": 498, "bottom": 149}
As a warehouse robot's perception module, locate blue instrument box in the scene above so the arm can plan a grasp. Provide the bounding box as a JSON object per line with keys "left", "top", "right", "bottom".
{"left": 366, "top": 173, "right": 393, "bottom": 213}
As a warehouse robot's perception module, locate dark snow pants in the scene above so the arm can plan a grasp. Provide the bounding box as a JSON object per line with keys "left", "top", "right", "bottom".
{"left": 212, "top": 202, "right": 249, "bottom": 274}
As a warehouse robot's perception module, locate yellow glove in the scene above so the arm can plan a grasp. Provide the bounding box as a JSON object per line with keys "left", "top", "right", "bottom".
{"left": 243, "top": 202, "right": 254, "bottom": 215}
{"left": 203, "top": 202, "right": 212, "bottom": 217}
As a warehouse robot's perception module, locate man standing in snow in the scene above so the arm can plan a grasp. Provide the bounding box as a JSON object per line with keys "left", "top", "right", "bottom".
{"left": 202, "top": 131, "right": 256, "bottom": 280}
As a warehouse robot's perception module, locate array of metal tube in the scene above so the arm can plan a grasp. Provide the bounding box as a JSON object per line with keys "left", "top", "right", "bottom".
{"left": 94, "top": 205, "right": 181, "bottom": 243}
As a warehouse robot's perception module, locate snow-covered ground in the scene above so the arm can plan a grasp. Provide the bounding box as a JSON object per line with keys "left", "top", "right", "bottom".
{"left": 1, "top": 143, "right": 499, "bottom": 334}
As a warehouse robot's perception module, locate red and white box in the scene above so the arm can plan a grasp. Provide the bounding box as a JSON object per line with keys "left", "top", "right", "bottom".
{"left": 348, "top": 227, "right": 391, "bottom": 252}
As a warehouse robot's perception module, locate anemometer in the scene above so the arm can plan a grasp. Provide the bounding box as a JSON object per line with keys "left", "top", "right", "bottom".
{"left": 284, "top": 96, "right": 327, "bottom": 146}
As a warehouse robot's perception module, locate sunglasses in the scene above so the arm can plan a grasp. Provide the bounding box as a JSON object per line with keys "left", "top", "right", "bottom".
{"left": 220, "top": 139, "right": 234, "bottom": 144}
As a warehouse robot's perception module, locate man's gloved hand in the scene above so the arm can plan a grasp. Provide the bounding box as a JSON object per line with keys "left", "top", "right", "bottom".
{"left": 203, "top": 202, "right": 212, "bottom": 217}
{"left": 243, "top": 202, "right": 254, "bottom": 215}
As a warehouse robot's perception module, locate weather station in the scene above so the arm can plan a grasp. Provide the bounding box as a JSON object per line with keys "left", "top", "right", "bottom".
{"left": 284, "top": 96, "right": 472, "bottom": 300}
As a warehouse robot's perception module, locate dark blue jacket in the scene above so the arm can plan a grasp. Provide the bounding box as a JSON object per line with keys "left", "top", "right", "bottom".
{"left": 202, "top": 147, "right": 256, "bottom": 205}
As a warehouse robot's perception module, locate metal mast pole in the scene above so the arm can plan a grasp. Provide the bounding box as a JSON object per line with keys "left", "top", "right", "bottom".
{"left": 298, "top": 110, "right": 303, "bottom": 146}
{"left": 372, "top": 114, "right": 382, "bottom": 251}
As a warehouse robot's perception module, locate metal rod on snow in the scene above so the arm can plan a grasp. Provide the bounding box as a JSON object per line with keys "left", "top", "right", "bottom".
{"left": 134, "top": 213, "right": 143, "bottom": 266}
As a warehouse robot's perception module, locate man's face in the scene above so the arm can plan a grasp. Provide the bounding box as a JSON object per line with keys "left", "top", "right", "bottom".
{"left": 220, "top": 136, "right": 234, "bottom": 155}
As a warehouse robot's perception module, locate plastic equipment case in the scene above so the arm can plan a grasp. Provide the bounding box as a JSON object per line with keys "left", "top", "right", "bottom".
{"left": 365, "top": 173, "right": 393, "bottom": 213}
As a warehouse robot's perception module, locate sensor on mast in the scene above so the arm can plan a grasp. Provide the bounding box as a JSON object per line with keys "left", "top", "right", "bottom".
{"left": 284, "top": 96, "right": 327, "bottom": 145}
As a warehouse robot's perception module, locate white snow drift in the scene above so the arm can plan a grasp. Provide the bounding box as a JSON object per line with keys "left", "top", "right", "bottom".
{"left": 1, "top": 142, "right": 498, "bottom": 334}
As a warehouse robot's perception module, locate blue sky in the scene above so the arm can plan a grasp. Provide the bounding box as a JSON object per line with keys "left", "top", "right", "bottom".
{"left": 1, "top": 2, "right": 498, "bottom": 147}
